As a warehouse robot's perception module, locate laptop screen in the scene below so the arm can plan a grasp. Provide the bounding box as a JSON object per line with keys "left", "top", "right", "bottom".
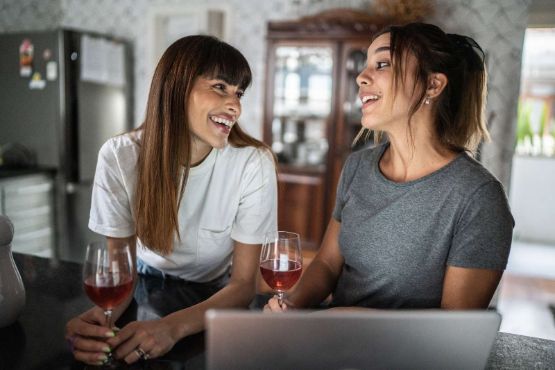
{"left": 206, "top": 310, "right": 500, "bottom": 370}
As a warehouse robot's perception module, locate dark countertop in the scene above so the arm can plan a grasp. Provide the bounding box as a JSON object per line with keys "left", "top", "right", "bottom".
{"left": 0, "top": 253, "right": 554, "bottom": 370}
{"left": 0, "top": 166, "right": 57, "bottom": 179}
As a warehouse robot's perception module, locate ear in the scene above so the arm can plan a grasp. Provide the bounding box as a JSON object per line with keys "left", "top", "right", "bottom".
{"left": 426, "top": 73, "right": 448, "bottom": 99}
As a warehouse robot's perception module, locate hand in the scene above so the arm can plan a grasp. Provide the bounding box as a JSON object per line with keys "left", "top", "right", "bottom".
{"left": 263, "top": 294, "right": 291, "bottom": 312}
{"left": 106, "top": 318, "right": 178, "bottom": 364}
{"left": 65, "top": 307, "right": 116, "bottom": 365}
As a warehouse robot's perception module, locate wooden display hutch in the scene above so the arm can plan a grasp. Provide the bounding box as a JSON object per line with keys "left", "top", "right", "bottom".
{"left": 263, "top": 10, "right": 393, "bottom": 250}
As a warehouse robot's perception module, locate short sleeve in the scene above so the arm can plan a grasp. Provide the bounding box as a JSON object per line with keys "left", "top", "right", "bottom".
{"left": 447, "top": 181, "right": 514, "bottom": 270}
{"left": 88, "top": 140, "right": 135, "bottom": 238}
{"left": 332, "top": 152, "right": 359, "bottom": 222}
{"left": 230, "top": 149, "right": 278, "bottom": 245}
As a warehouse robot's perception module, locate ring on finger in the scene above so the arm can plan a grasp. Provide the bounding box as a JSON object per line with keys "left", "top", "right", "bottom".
{"left": 135, "top": 347, "right": 149, "bottom": 360}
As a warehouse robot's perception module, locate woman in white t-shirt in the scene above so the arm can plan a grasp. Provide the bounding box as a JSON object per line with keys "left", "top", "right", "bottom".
{"left": 65, "top": 35, "right": 277, "bottom": 365}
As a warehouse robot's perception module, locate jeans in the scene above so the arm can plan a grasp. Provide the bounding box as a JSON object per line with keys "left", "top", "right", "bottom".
{"left": 133, "top": 259, "right": 229, "bottom": 320}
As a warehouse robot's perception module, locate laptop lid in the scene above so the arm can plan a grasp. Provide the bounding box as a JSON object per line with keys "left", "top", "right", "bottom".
{"left": 206, "top": 309, "right": 501, "bottom": 370}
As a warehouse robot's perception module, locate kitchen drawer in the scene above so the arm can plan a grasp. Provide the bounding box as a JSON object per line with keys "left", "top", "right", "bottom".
{"left": 8, "top": 205, "right": 54, "bottom": 234}
{"left": 12, "top": 227, "right": 53, "bottom": 256}
{"left": 0, "top": 173, "right": 55, "bottom": 257}
{"left": 3, "top": 181, "right": 53, "bottom": 212}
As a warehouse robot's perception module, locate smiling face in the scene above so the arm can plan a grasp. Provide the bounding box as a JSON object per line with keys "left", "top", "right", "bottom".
{"left": 187, "top": 76, "right": 244, "bottom": 157}
{"left": 356, "top": 33, "right": 423, "bottom": 133}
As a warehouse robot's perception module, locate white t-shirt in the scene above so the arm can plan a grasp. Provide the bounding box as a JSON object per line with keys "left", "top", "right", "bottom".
{"left": 88, "top": 132, "right": 278, "bottom": 282}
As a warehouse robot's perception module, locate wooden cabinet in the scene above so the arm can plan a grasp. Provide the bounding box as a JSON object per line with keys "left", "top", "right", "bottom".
{"left": 263, "top": 10, "right": 389, "bottom": 250}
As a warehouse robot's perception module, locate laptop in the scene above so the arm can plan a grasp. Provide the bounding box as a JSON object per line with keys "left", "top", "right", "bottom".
{"left": 205, "top": 309, "right": 501, "bottom": 370}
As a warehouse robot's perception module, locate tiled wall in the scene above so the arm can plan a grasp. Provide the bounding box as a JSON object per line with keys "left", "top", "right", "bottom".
{"left": 0, "top": 0, "right": 532, "bottom": 188}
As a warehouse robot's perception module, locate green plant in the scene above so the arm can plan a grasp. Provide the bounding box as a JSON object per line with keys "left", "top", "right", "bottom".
{"left": 516, "top": 100, "right": 534, "bottom": 146}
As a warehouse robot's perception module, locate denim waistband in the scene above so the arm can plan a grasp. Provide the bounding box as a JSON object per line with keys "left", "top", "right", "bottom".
{"left": 136, "top": 258, "right": 229, "bottom": 285}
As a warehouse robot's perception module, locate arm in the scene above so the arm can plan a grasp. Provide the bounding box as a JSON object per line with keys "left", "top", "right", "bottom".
{"left": 266, "top": 218, "right": 344, "bottom": 311}
{"left": 106, "top": 240, "right": 260, "bottom": 364}
{"left": 65, "top": 236, "right": 136, "bottom": 366}
{"left": 442, "top": 181, "right": 512, "bottom": 309}
{"left": 441, "top": 266, "right": 503, "bottom": 309}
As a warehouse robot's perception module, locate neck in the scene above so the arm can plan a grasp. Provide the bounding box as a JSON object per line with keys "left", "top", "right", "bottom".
{"left": 379, "top": 114, "right": 457, "bottom": 183}
{"left": 190, "top": 138, "right": 213, "bottom": 167}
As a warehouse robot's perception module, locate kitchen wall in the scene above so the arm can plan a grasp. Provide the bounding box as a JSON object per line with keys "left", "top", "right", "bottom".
{"left": 0, "top": 0, "right": 532, "bottom": 189}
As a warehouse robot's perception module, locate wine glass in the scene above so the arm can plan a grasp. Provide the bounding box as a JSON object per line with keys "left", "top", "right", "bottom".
{"left": 83, "top": 241, "right": 134, "bottom": 365}
{"left": 259, "top": 231, "right": 302, "bottom": 306}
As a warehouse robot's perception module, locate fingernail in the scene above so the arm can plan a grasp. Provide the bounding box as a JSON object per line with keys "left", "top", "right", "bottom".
{"left": 105, "top": 331, "right": 115, "bottom": 337}
{"left": 102, "top": 346, "right": 111, "bottom": 353}
{"left": 98, "top": 354, "right": 108, "bottom": 362}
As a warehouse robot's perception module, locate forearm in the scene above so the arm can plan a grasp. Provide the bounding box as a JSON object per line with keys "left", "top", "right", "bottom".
{"left": 162, "top": 278, "right": 256, "bottom": 340}
{"left": 286, "top": 258, "right": 338, "bottom": 308}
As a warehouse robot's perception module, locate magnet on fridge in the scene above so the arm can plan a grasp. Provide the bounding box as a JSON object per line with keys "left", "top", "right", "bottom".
{"left": 19, "top": 39, "right": 34, "bottom": 77}
{"left": 46, "top": 61, "right": 58, "bottom": 81}
{"left": 43, "top": 48, "right": 52, "bottom": 61}
{"left": 29, "top": 72, "right": 46, "bottom": 90}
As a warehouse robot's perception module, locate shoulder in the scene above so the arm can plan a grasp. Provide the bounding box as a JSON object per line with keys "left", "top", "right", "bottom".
{"left": 98, "top": 132, "right": 140, "bottom": 164}
{"left": 450, "top": 153, "right": 504, "bottom": 191}
{"left": 446, "top": 154, "right": 511, "bottom": 214}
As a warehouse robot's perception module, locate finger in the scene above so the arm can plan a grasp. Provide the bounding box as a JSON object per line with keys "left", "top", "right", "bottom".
{"left": 267, "top": 296, "right": 286, "bottom": 312}
{"left": 110, "top": 329, "right": 147, "bottom": 360}
{"left": 73, "top": 336, "right": 112, "bottom": 354}
{"left": 79, "top": 308, "right": 109, "bottom": 326}
{"left": 123, "top": 347, "right": 143, "bottom": 365}
{"left": 123, "top": 339, "right": 156, "bottom": 364}
{"left": 73, "top": 349, "right": 111, "bottom": 366}
{"left": 105, "top": 324, "right": 136, "bottom": 348}
{"left": 68, "top": 320, "right": 115, "bottom": 339}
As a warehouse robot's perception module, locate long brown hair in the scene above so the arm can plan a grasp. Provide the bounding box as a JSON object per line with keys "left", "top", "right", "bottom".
{"left": 134, "top": 35, "right": 269, "bottom": 255}
{"left": 354, "top": 22, "right": 489, "bottom": 154}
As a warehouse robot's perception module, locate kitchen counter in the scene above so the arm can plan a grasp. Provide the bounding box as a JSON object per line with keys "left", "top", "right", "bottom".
{"left": 0, "top": 166, "right": 56, "bottom": 178}
{"left": 1, "top": 253, "right": 554, "bottom": 369}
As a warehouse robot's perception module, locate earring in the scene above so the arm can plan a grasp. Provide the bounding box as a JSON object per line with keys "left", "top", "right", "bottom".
{"left": 424, "top": 97, "right": 431, "bottom": 105}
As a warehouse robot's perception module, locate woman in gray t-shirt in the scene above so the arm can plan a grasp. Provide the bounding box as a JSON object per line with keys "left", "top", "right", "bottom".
{"left": 266, "top": 22, "right": 514, "bottom": 311}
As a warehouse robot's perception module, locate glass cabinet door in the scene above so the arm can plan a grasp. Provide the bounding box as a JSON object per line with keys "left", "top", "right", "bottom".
{"left": 270, "top": 45, "right": 333, "bottom": 169}
{"left": 343, "top": 46, "right": 371, "bottom": 152}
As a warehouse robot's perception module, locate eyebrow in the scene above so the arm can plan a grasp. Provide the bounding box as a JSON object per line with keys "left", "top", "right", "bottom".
{"left": 373, "top": 46, "right": 390, "bottom": 55}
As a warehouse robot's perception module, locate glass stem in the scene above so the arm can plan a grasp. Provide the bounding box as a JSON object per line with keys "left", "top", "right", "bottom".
{"left": 277, "top": 291, "right": 284, "bottom": 307}
{"left": 104, "top": 309, "right": 113, "bottom": 329}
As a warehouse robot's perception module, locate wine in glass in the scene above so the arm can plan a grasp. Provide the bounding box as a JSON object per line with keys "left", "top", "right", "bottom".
{"left": 83, "top": 241, "right": 134, "bottom": 365}
{"left": 259, "top": 231, "right": 302, "bottom": 306}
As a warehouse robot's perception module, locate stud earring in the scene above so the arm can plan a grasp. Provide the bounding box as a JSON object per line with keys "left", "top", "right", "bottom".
{"left": 424, "top": 97, "right": 431, "bottom": 105}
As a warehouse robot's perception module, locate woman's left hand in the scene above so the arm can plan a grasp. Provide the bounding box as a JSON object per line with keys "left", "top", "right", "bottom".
{"left": 106, "top": 318, "right": 178, "bottom": 364}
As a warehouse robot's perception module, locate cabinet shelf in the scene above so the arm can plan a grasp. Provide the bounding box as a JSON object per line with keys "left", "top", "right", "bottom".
{"left": 263, "top": 11, "right": 390, "bottom": 249}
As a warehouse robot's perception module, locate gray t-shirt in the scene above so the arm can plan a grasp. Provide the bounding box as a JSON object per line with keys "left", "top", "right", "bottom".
{"left": 331, "top": 143, "right": 514, "bottom": 309}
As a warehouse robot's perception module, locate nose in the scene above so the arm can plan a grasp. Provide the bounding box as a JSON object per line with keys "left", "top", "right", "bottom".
{"left": 226, "top": 95, "right": 241, "bottom": 116}
{"left": 356, "top": 68, "right": 371, "bottom": 87}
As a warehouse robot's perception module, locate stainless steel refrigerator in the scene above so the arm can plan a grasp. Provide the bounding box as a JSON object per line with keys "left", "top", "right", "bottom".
{"left": 0, "top": 29, "right": 133, "bottom": 261}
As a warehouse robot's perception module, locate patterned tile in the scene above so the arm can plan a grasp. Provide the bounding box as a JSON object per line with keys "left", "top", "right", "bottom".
{"left": 0, "top": 0, "right": 533, "bottom": 188}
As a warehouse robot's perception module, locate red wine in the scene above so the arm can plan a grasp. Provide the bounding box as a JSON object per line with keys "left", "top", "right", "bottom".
{"left": 260, "top": 259, "right": 302, "bottom": 291}
{"left": 84, "top": 276, "right": 133, "bottom": 309}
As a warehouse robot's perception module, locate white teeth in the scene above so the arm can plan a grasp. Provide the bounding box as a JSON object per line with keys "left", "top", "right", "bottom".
{"left": 361, "top": 95, "right": 380, "bottom": 103}
{"left": 210, "top": 116, "right": 233, "bottom": 127}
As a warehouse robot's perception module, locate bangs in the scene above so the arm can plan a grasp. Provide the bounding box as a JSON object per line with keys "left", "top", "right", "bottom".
{"left": 199, "top": 42, "right": 252, "bottom": 90}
